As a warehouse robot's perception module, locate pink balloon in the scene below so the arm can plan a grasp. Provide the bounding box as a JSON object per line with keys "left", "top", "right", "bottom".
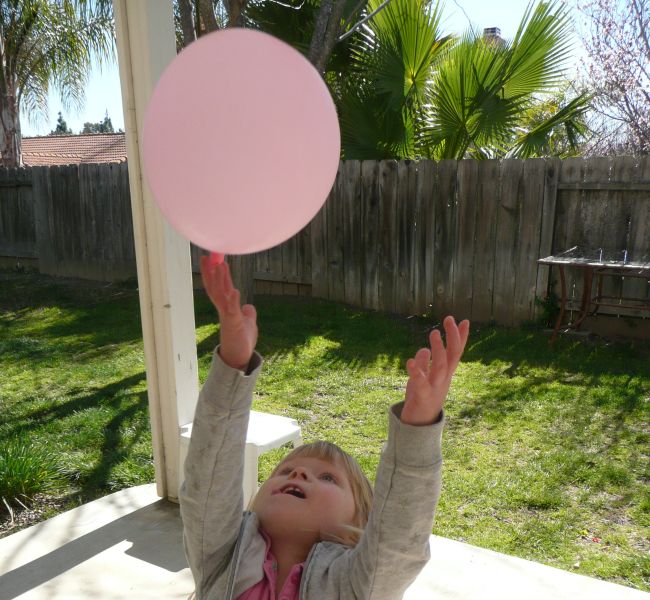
{"left": 143, "top": 29, "right": 340, "bottom": 254}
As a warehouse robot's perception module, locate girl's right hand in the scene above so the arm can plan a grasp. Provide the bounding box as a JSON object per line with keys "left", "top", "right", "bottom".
{"left": 200, "top": 256, "right": 258, "bottom": 371}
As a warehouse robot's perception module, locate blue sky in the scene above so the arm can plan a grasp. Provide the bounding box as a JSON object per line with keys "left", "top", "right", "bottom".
{"left": 21, "top": 0, "right": 585, "bottom": 137}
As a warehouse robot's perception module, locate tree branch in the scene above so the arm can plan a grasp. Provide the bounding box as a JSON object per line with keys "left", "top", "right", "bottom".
{"left": 631, "top": 0, "right": 650, "bottom": 59}
{"left": 338, "top": 0, "right": 391, "bottom": 43}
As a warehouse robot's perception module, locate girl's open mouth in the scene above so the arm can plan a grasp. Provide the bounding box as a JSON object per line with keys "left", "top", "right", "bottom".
{"left": 278, "top": 484, "right": 306, "bottom": 499}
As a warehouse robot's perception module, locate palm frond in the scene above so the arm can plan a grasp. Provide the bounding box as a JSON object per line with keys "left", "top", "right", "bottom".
{"left": 340, "top": 0, "right": 451, "bottom": 158}
{"left": 8, "top": 0, "right": 114, "bottom": 122}
{"left": 423, "top": 33, "right": 525, "bottom": 158}
{"left": 502, "top": 1, "right": 574, "bottom": 97}
{"left": 507, "top": 92, "right": 592, "bottom": 158}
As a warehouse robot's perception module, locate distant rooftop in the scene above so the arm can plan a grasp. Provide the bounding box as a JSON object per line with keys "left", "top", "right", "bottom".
{"left": 22, "top": 133, "right": 127, "bottom": 166}
{"left": 483, "top": 27, "right": 502, "bottom": 37}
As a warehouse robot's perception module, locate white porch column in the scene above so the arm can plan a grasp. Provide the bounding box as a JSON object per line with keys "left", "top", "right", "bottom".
{"left": 112, "top": 0, "right": 199, "bottom": 501}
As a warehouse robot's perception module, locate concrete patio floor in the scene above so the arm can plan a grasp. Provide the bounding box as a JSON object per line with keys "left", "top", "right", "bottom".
{"left": 0, "top": 484, "right": 647, "bottom": 600}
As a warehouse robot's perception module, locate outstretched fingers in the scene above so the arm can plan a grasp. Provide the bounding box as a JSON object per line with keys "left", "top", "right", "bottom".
{"left": 200, "top": 256, "right": 239, "bottom": 315}
{"left": 406, "top": 356, "right": 430, "bottom": 389}
{"left": 221, "top": 261, "right": 234, "bottom": 295}
{"left": 427, "top": 328, "right": 446, "bottom": 383}
{"left": 241, "top": 304, "right": 257, "bottom": 321}
{"left": 443, "top": 316, "right": 470, "bottom": 371}
{"left": 200, "top": 255, "right": 220, "bottom": 307}
{"left": 423, "top": 317, "right": 470, "bottom": 384}
{"left": 413, "top": 347, "right": 431, "bottom": 372}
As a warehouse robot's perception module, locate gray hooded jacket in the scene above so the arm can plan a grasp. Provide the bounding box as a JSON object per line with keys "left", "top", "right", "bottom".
{"left": 179, "top": 348, "right": 444, "bottom": 600}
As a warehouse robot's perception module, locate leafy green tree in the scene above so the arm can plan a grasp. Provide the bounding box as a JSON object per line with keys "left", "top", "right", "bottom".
{"left": 50, "top": 111, "right": 72, "bottom": 135}
{"left": 82, "top": 111, "right": 114, "bottom": 134}
{"left": 515, "top": 84, "right": 590, "bottom": 158}
{"left": 338, "top": 0, "right": 591, "bottom": 159}
{"left": 174, "top": 0, "right": 370, "bottom": 74}
{"left": 337, "top": 0, "right": 452, "bottom": 159}
{"left": 0, "top": 0, "right": 114, "bottom": 166}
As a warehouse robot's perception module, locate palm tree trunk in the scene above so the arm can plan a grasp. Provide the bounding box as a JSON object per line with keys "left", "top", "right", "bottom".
{"left": 224, "top": 0, "right": 247, "bottom": 27}
{"left": 196, "top": 0, "right": 219, "bottom": 35}
{"left": 308, "top": 0, "right": 333, "bottom": 69}
{"left": 308, "top": 0, "right": 352, "bottom": 74}
{"left": 0, "top": 82, "right": 22, "bottom": 167}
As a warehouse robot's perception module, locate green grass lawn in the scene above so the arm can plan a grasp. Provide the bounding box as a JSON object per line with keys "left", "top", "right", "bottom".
{"left": 1, "top": 271, "right": 648, "bottom": 591}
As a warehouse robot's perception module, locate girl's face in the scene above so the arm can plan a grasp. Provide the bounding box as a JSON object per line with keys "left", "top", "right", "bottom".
{"left": 252, "top": 455, "right": 357, "bottom": 548}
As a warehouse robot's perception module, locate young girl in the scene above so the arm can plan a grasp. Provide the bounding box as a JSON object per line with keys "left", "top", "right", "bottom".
{"left": 180, "top": 257, "right": 470, "bottom": 600}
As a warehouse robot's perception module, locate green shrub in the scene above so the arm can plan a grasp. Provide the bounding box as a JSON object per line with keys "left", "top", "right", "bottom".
{"left": 535, "top": 288, "right": 560, "bottom": 327}
{"left": 0, "top": 441, "right": 64, "bottom": 507}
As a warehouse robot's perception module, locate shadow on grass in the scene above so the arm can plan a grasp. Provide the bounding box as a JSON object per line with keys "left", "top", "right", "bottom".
{"left": 0, "top": 273, "right": 143, "bottom": 356}
{"left": 198, "top": 291, "right": 650, "bottom": 381}
{"left": 1, "top": 371, "right": 151, "bottom": 500}
{"left": 5, "top": 273, "right": 648, "bottom": 494}
{"left": 79, "top": 386, "right": 150, "bottom": 499}
{"left": 456, "top": 326, "right": 648, "bottom": 427}
{"left": 196, "top": 292, "right": 428, "bottom": 372}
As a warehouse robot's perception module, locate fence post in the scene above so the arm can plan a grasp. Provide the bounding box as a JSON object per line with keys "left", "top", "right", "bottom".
{"left": 229, "top": 254, "right": 255, "bottom": 305}
{"left": 534, "top": 158, "right": 560, "bottom": 316}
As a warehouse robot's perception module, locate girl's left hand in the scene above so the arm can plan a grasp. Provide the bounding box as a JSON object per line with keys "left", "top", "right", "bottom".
{"left": 401, "top": 316, "right": 470, "bottom": 426}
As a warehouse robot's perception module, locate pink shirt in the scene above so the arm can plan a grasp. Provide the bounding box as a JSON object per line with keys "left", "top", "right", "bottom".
{"left": 236, "top": 531, "right": 304, "bottom": 600}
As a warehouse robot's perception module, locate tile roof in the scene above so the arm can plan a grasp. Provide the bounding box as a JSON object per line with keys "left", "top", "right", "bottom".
{"left": 22, "top": 133, "right": 127, "bottom": 166}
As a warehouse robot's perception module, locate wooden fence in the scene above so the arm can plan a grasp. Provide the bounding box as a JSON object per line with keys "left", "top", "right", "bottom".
{"left": 0, "top": 167, "right": 35, "bottom": 259}
{"left": 252, "top": 156, "right": 650, "bottom": 323}
{"left": 0, "top": 164, "right": 136, "bottom": 281}
{"left": 1, "top": 157, "right": 648, "bottom": 325}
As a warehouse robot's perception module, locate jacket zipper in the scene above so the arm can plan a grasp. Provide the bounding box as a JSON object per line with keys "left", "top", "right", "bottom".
{"left": 225, "top": 514, "right": 317, "bottom": 599}
{"left": 298, "top": 544, "right": 317, "bottom": 599}
{"left": 225, "top": 513, "right": 251, "bottom": 600}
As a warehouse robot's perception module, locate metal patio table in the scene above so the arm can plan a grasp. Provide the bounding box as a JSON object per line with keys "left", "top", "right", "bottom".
{"left": 538, "top": 247, "right": 650, "bottom": 342}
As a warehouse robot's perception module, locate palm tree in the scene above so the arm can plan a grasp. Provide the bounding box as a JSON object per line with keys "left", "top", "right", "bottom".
{"left": 337, "top": 0, "right": 452, "bottom": 158}
{"left": 0, "top": 0, "right": 114, "bottom": 166}
{"left": 338, "top": 0, "right": 591, "bottom": 160}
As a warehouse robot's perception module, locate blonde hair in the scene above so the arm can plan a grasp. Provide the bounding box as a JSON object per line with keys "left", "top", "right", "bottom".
{"left": 257, "top": 441, "right": 374, "bottom": 547}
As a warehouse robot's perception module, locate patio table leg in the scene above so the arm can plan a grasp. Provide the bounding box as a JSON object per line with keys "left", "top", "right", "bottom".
{"left": 589, "top": 273, "right": 604, "bottom": 315}
{"left": 573, "top": 267, "right": 594, "bottom": 329}
{"left": 550, "top": 265, "right": 567, "bottom": 344}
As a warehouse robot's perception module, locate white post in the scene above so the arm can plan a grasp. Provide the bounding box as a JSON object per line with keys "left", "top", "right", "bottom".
{"left": 112, "top": 0, "right": 199, "bottom": 501}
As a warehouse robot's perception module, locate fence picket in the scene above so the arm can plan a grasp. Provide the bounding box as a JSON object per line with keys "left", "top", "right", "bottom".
{"left": 395, "top": 161, "right": 415, "bottom": 315}
{"left": 311, "top": 185, "right": 329, "bottom": 299}
{"left": 534, "top": 158, "right": 560, "bottom": 314}
{"left": 554, "top": 158, "right": 585, "bottom": 316}
{"left": 416, "top": 160, "right": 435, "bottom": 315}
{"left": 361, "top": 160, "right": 380, "bottom": 310}
{"left": 493, "top": 159, "right": 524, "bottom": 326}
{"left": 514, "top": 158, "right": 546, "bottom": 322}
{"left": 432, "top": 160, "right": 458, "bottom": 319}
{"left": 471, "top": 160, "right": 500, "bottom": 323}
{"left": 378, "top": 161, "right": 398, "bottom": 313}
{"left": 327, "top": 163, "right": 346, "bottom": 303}
{"left": 342, "top": 161, "right": 362, "bottom": 307}
{"left": 453, "top": 160, "right": 478, "bottom": 322}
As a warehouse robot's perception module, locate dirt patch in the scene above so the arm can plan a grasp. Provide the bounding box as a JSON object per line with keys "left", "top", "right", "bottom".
{"left": 0, "top": 494, "right": 72, "bottom": 539}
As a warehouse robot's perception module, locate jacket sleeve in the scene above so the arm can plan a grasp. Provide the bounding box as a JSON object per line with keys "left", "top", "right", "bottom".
{"left": 348, "top": 401, "right": 444, "bottom": 600}
{"left": 179, "top": 346, "right": 263, "bottom": 597}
